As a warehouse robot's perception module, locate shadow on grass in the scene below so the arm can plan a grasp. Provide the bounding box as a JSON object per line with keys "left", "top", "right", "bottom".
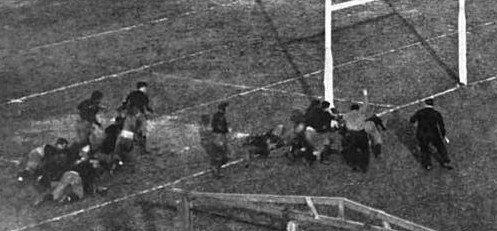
{"left": 383, "top": 0, "right": 460, "bottom": 83}
{"left": 388, "top": 111, "right": 422, "bottom": 165}
{"left": 254, "top": 0, "right": 315, "bottom": 102}
{"left": 281, "top": 13, "right": 397, "bottom": 46}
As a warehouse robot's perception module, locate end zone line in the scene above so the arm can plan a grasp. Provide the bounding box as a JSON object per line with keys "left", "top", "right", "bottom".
{"left": 467, "top": 75, "right": 497, "bottom": 86}
{"left": 376, "top": 87, "right": 459, "bottom": 117}
{"left": 376, "top": 74, "right": 497, "bottom": 117}
{"left": 263, "top": 88, "right": 395, "bottom": 108}
{"left": 9, "top": 158, "right": 245, "bottom": 231}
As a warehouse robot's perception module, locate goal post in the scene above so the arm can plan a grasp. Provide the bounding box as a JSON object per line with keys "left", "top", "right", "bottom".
{"left": 458, "top": 0, "right": 467, "bottom": 85}
{"left": 324, "top": 0, "right": 333, "bottom": 106}
{"left": 324, "top": 0, "right": 380, "bottom": 107}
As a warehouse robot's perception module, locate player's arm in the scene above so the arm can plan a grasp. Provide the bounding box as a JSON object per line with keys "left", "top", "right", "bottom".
{"left": 145, "top": 98, "right": 154, "bottom": 114}
{"left": 359, "top": 89, "right": 369, "bottom": 114}
{"left": 436, "top": 112, "right": 446, "bottom": 137}
{"left": 97, "top": 103, "right": 108, "bottom": 111}
{"left": 77, "top": 100, "right": 86, "bottom": 111}
{"left": 224, "top": 117, "right": 231, "bottom": 133}
{"left": 117, "top": 94, "right": 131, "bottom": 111}
{"left": 211, "top": 114, "right": 220, "bottom": 131}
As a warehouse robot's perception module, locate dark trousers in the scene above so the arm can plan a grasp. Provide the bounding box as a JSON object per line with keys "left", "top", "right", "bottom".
{"left": 114, "top": 137, "right": 135, "bottom": 164}
{"left": 342, "top": 130, "right": 370, "bottom": 172}
{"left": 416, "top": 132, "right": 450, "bottom": 167}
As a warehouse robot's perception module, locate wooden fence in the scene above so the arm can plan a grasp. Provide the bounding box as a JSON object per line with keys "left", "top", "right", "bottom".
{"left": 168, "top": 188, "right": 436, "bottom": 231}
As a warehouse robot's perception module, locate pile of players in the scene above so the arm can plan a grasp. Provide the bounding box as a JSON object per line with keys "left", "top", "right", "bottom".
{"left": 17, "top": 82, "right": 153, "bottom": 206}
{"left": 16, "top": 84, "right": 454, "bottom": 206}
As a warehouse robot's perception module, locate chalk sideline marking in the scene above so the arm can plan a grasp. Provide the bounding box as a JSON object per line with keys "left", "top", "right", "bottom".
{"left": 6, "top": 19, "right": 497, "bottom": 106}
{"left": 9, "top": 158, "right": 245, "bottom": 231}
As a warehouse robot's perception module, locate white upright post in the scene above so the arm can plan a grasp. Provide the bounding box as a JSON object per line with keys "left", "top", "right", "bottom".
{"left": 324, "top": 0, "right": 334, "bottom": 106}
{"left": 458, "top": 0, "right": 467, "bottom": 85}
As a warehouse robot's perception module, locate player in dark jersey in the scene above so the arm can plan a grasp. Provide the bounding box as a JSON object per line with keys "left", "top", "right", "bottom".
{"left": 119, "top": 82, "right": 153, "bottom": 154}
{"left": 410, "top": 98, "right": 453, "bottom": 171}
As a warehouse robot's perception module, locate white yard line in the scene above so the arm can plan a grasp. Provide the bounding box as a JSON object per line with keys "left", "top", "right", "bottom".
{"left": 8, "top": 73, "right": 497, "bottom": 231}
{"left": 151, "top": 72, "right": 253, "bottom": 89}
{"left": 7, "top": 20, "right": 497, "bottom": 106}
{"left": 335, "top": 20, "right": 497, "bottom": 69}
{"left": 170, "top": 70, "right": 328, "bottom": 115}
{"left": 5, "top": 5, "right": 497, "bottom": 231}
{"left": 26, "top": 3, "right": 241, "bottom": 51}
{"left": 5, "top": 47, "right": 223, "bottom": 105}
{"left": 0, "top": 156, "right": 20, "bottom": 165}
{"left": 152, "top": 72, "right": 394, "bottom": 107}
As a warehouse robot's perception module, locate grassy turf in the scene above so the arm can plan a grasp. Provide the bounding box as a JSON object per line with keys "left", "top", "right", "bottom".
{"left": 0, "top": 0, "right": 212, "bottom": 50}
{"left": 1, "top": 0, "right": 497, "bottom": 230}
{"left": 428, "top": 24, "right": 497, "bottom": 83}
{"left": 176, "top": 84, "right": 497, "bottom": 231}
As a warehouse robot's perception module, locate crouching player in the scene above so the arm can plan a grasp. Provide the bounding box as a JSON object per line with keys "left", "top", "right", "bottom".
{"left": 17, "top": 138, "right": 69, "bottom": 183}
{"left": 34, "top": 145, "right": 107, "bottom": 206}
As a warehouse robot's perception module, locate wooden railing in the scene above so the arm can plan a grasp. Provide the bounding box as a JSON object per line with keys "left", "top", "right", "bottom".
{"left": 168, "top": 188, "right": 436, "bottom": 231}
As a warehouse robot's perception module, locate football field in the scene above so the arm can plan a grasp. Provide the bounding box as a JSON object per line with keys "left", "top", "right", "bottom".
{"left": 1, "top": 0, "right": 497, "bottom": 230}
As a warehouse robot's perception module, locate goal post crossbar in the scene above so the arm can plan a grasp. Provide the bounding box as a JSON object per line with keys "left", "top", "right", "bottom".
{"left": 330, "top": 0, "right": 378, "bottom": 12}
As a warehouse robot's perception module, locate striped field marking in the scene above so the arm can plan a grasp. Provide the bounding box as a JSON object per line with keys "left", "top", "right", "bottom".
{"left": 5, "top": 15, "right": 497, "bottom": 231}
{"left": 6, "top": 71, "right": 497, "bottom": 231}
{"left": 262, "top": 88, "right": 395, "bottom": 108}
{"left": 6, "top": 20, "right": 497, "bottom": 105}
{"left": 376, "top": 74, "right": 497, "bottom": 117}
{"left": 5, "top": 47, "right": 223, "bottom": 105}
{"left": 26, "top": 2, "right": 243, "bottom": 51}
{"left": 169, "top": 69, "right": 325, "bottom": 115}
{"left": 151, "top": 71, "right": 395, "bottom": 108}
